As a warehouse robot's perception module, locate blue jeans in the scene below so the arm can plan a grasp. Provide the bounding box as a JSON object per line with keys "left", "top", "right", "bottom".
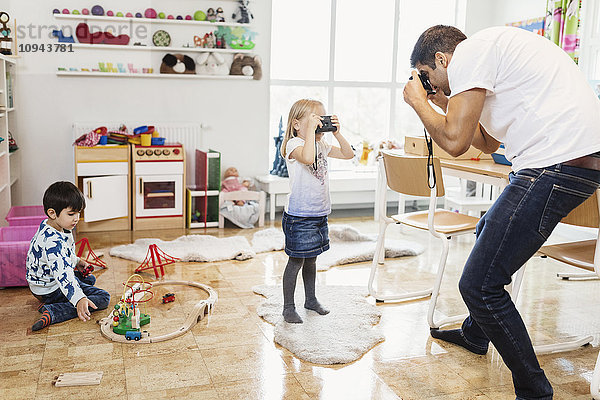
{"left": 36, "top": 273, "right": 111, "bottom": 325}
{"left": 458, "top": 163, "right": 600, "bottom": 400}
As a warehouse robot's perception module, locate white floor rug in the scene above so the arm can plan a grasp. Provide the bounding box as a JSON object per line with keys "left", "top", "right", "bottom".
{"left": 109, "top": 224, "right": 423, "bottom": 269}
{"left": 253, "top": 284, "right": 384, "bottom": 364}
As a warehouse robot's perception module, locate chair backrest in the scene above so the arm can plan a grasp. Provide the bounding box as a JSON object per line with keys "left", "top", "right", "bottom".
{"left": 561, "top": 189, "right": 600, "bottom": 228}
{"left": 381, "top": 151, "right": 445, "bottom": 197}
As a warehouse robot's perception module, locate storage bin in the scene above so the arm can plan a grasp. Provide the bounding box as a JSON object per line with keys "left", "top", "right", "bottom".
{"left": 5, "top": 205, "right": 46, "bottom": 226}
{"left": 0, "top": 225, "right": 38, "bottom": 287}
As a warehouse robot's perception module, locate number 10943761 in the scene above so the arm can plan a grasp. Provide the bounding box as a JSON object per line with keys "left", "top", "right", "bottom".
{"left": 19, "top": 43, "right": 74, "bottom": 53}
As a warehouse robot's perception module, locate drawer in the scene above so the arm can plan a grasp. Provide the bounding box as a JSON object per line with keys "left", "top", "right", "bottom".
{"left": 77, "top": 162, "right": 129, "bottom": 176}
{"left": 76, "top": 145, "right": 129, "bottom": 162}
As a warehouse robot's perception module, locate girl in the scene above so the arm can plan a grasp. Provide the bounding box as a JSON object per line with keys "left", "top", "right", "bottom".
{"left": 280, "top": 99, "right": 354, "bottom": 323}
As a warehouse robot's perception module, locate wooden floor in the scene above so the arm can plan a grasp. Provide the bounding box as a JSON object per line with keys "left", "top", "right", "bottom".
{"left": 1, "top": 214, "right": 599, "bottom": 399}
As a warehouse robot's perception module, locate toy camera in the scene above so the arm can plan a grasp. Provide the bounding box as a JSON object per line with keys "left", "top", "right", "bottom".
{"left": 315, "top": 115, "right": 338, "bottom": 134}
{"left": 410, "top": 73, "right": 436, "bottom": 95}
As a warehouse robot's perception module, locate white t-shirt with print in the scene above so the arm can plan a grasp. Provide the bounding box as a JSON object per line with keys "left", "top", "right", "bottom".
{"left": 448, "top": 26, "right": 600, "bottom": 172}
{"left": 284, "top": 137, "right": 332, "bottom": 217}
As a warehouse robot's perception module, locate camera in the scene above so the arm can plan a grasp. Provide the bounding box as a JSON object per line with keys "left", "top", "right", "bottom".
{"left": 315, "top": 115, "right": 338, "bottom": 133}
{"left": 410, "top": 73, "right": 436, "bottom": 95}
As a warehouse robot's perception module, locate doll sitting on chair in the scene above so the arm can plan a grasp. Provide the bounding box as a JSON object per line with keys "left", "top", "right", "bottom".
{"left": 220, "top": 167, "right": 260, "bottom": 228}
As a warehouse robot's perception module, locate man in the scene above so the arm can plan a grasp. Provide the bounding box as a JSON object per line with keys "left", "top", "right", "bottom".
{"left": 404, "top": 25, "right": 600, "bottom": 400}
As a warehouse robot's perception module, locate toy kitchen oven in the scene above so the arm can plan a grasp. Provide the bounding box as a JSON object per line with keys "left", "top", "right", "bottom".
{"left": 132, "top": 143, "right": 185, "bottom": 230}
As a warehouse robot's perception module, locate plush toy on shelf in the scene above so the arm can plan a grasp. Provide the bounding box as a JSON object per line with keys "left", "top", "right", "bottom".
{"left": 230, "top": 54, "right": 262, "bottom": 80}
{"left": 215, "top": 7, "right": 225, "bottom": 22}
{"left": 206, "top": 8, "right": 216, "bottom": 22}
{"left": 160, "top": 54, "right": 196, "bottom": 74}
{"left": 232, "top": 0, "right": 253, "bottom": 24}
{"left": 196, "top": 52, "right": 230, "bottom": 76}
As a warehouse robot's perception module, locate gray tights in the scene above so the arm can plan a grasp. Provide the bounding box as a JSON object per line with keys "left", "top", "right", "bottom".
{"left": 282, "top": 256, "right": 329, "bottom": 323}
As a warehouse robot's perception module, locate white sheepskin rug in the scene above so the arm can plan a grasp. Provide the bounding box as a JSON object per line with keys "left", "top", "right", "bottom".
{"left": 253, "top": 284, "right": 384, "bottom": 364}
{"left": 109, "top": 224, "right": 423, "bottom": 269}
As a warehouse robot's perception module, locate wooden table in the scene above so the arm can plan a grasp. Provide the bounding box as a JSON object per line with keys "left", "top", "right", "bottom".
{"left": 440, "top": 159, "right": 512, "bottom": 189}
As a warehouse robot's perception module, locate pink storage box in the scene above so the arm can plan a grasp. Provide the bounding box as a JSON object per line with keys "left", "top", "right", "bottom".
{"left": 6, "top": 205, "right": 46, "bottom": 226}
{"left": 0, "top": 225, "right": 38, "bottom": 287}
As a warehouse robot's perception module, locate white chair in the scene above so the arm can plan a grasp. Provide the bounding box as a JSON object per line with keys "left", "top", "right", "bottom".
{"left": 218, "top": 190, "right": 266, "bottom": 228}
{"left": 368, "top": 151, "right": 479, "bottom": 329}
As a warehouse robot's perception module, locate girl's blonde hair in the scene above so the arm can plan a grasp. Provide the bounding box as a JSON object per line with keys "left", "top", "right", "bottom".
{"left": 280, "top": 99, "right": 324, "bottom": 158}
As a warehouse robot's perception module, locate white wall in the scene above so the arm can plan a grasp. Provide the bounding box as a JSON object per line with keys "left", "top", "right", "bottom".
{"left": 464, "top": 0, "right": 547, "bottom": 35}
{"left": 8, "top": 0, "right": 271, "bottom": 206}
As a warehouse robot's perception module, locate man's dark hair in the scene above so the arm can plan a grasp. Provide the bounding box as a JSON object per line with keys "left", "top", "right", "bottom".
{"left": 43, "top": 181, "right": 86, "bottom": 217}
{"left": 410, "top": 25, "right": 467, "bottom": 69}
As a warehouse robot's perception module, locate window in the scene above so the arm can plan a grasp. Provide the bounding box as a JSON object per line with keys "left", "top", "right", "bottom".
{"left": 270, "top": 0, "right": 463, "bottom": 169}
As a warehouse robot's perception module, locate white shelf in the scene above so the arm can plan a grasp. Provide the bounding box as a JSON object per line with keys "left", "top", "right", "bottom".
{"left": 69, "top": 43, "right": 253, "bottom": 54}
{"left": 189, "top": 190, "right": 220, "bottom": 197}
{"left": 190, "top": 221, "right": 219, "bottom": 228}
{"left": 0, "top": 151, "right": 6, "bottom": 158}
{"left": 54, "top": 14, "right": 254, "bottom": 29}
{"left": 56, "top": 71, "right": 254, "bottom": 80}
{"left": 0, "top": 183, "right": 7, "bottom": 193}
{"left": 10, "top": 176, "right": 17, "bottom": 186}
{"left": 7, "top": 108, "right": 14, "bottom": 113}
{"left": 0, "top": 113, "right": 4, "bottom": 118}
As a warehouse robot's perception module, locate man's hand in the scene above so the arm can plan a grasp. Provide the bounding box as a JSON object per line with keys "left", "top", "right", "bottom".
{"left": 428, "top": 91, "right": 449, "bottom": 113}
{"left": 76, "top": 297, "right": 97, "bottom": 321}
{"left": 403, "top": 70, "right": 429, "bottom": 109}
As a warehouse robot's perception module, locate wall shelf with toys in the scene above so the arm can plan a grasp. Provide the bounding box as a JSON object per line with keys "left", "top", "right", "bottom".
{"left": 54, "top": 14, "right": 254, "bottom": 29}
{"left": 69, "top": 43, "right": 252, "bottom": 54}
{"left": 56, "top": 71, "right": 253, "bottom": 79}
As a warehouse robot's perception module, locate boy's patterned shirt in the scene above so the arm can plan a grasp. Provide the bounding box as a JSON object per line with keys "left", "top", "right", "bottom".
{"left": 26, "top": 220, "right": 85, "bottom": 307}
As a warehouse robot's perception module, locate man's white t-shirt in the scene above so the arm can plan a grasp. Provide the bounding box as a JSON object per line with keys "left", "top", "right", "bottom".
{"left": 448, "top": 26, "right": 600, "bottom": 172}
{"left": 284, "top": 137, "right": 332, "bottom": 217}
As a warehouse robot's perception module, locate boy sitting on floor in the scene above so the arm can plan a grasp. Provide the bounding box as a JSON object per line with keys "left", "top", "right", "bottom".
{"left": 26, "top": 181, "right": 110, "bottom": 331}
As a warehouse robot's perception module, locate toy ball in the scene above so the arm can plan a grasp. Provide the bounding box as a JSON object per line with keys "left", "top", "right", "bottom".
{"left": 82, "top": 8, "right": 89, "bottom": 15}
{"left": 113, "top": 316, "right": 119, "bottom": 322}
{"left": 145, "top": 8, "right": 157, "bottom": 19}
{"left": 126, "top": 12, "right": 133, "bottom": 18}
{"left": 72, "top": 10, "right": 80, "bottom": 15}
{"left": 112, "top": 321, "right": 119, "bottom": 327}
{"left": 116, "top": 12, "right": 124, "bottom": 17}
{"left": 62, "top": 9, "right": 70, "bottom": 14}
{"left": 106, "top": 10, "right": 114, "bottom": 17}
{"left": 135, "top": 12, "right": 142, "bottom": 18}
{"left": 91, "top": 5, "right": 104, "bottom": 16}
{"left": 176, "top": 15, "right": 183, "bottom": 20}
{"left": 185, "top": 15, "right": 192, "bottom": 20}
{"left": 53, "top": 9, "right": 60, "bottom": 14}
{"left": 158, "top": 12, "right": 166, "bottom": 19}
{"left": 167, "top": 15, "right": 174, "bottom": 19}
{"left": 193, "top": 10, "right": 206, "bottom": 21}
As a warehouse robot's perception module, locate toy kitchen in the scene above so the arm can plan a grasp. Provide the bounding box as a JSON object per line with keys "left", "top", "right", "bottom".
{"left": 74, "top": 142, "right": 185, "bottom": 232}
{"left": 131, "top": 143, "right": 186, "bottom": 230}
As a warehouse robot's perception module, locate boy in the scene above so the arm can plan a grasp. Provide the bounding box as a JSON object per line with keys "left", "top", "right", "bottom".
{"left": 26, "top": 181, "right": 110, "bottom": 331}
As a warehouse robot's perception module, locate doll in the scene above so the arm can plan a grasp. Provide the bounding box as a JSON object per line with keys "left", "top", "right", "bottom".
{"left": 222, "top": 167, "right": 251, "bottom": 205}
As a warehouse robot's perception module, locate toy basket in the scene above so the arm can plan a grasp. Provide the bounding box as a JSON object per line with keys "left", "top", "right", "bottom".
{"left": 0, "top": 225, "right": 38, "bottom": 287}
{"left": 5, "top": 205, "right": 46, "bottom": 226}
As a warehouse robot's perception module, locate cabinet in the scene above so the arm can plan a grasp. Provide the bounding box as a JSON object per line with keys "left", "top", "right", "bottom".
{"left": 52, "top": 6, "right": 257, "bottom": 80}
{"left": 74, "top": 145, "right": 131, "bottom": 232}
{"left": 188, "top": 149, "right": 220, "bottom": 228}
{"left": 0, "top": 54, "right": 17, "bottom": 225}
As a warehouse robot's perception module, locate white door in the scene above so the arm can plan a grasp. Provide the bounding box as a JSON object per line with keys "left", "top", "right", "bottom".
{"left": 83, "top": 175, "right": 128, "bottom": 222}
{"left": 135, "top": 174, "right": 183, "bottom": 217}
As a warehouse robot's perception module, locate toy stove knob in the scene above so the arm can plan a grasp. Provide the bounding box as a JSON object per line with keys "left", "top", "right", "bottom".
{"left": 173, "top": 148, "right": 180, "bottom": 155}
{"left": 137, "top": 149, "right": 145, "bottom": 156}
{"left": 145, "top": 149, "right": 153, "bottom": 156}
{"left": 154, "top": 149, "right": 162, "bottom": 156}
{"left": 163, "top": 149, "right": 170, "bottom": 155}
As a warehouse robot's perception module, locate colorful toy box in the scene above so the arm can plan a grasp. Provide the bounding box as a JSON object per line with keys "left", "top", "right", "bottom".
{"left": 0, "top": 225, "right": 38, "bottom": 287}
{"left": 5, "top": 205, "right": 46, "bottom": 226}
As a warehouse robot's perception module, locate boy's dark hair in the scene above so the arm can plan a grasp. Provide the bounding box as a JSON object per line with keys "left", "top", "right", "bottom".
{"left": 43, "top": 181, "right": 86, "bottom": 217}
{"left": 410, "top": 25, "right": 467, "bottom": 69}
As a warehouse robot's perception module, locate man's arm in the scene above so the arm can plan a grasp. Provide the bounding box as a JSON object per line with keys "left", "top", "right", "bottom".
{"left": 404, "top": 71, "right": 498, "bottom": 156}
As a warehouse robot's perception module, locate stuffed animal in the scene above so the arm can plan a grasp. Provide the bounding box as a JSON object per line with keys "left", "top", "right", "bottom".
{"left": 160, "top": 54, "right": 196, "bottom": 74}
{"left": 206, "top": 8, "right": 216, "bottom": 22}
{"left": 196, "top": 52, "right": 230, "bottom": 76}
{"left": 215, "top": 7, "right": 225, "bottom": 22}
{"left": 230, "top": 54, "right": 262, "bottom": 80}
{"left": 232, "top": 0, "right": 253, "bottom": 24}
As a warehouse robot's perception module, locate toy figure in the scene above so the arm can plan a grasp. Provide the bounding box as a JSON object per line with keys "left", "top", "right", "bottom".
{"left": 206, "top": 8, "right": 216, "bottom": 22}
{"left": 222, "top": 167, "right": 251, "bottom": 205}
{"left": 232, "top": 0, "right": 253, "bottom": 24}
{"left": 216, "top": 7, "right": 225, "bottom": 22}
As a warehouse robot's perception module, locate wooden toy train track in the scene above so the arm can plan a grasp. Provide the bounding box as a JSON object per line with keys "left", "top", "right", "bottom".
{"left": 99, "top": 280, "right": 217, "bottom": 343}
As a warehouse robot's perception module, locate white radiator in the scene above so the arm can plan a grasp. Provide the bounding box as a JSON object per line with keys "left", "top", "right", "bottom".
{"left": 73, "top": 122, "right": 203, "bottom": 185}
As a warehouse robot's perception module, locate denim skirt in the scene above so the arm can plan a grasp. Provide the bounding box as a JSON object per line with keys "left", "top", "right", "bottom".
{"left": 282, "top": 212, "right": 330, "bottom": 258}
